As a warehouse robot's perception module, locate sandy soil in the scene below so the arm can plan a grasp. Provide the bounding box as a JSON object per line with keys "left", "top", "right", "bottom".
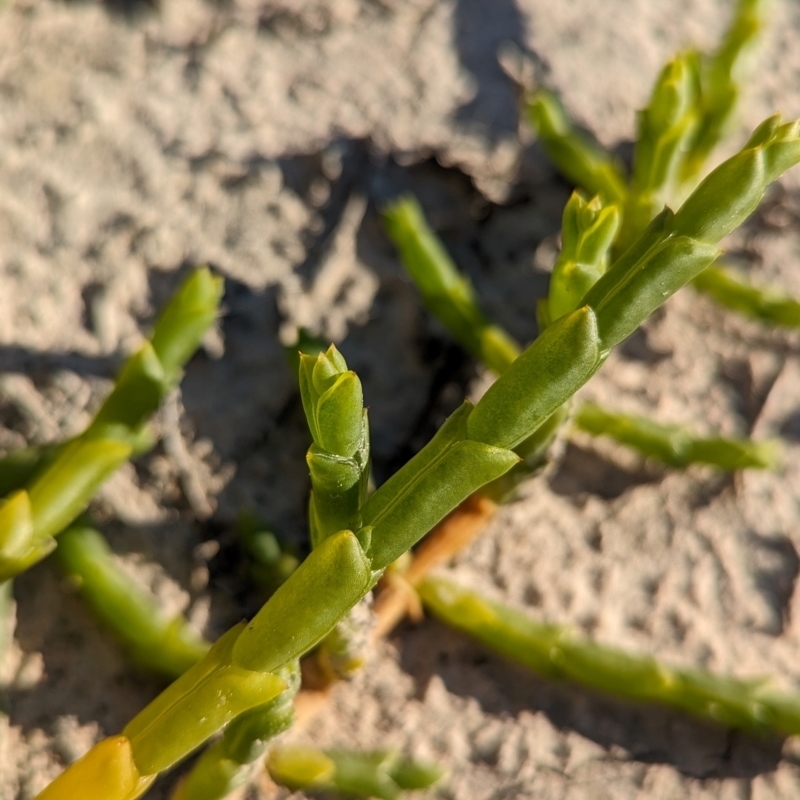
{"left": 1, "top": 0, "right": 800, "bottom": 798}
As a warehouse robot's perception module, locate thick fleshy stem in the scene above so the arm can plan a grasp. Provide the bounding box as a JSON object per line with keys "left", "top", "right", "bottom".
{"left": 574, "top": 402, "right": 778, "bottom": 470}
{"left": 583, "top": 115, "right": 800, "bottom": 351}
{"left": 381, "top": 196, "right": 582, "bottom": 491}
{"left": 419, "top": 575, "right": 800, "bottom": 737}
{"left": 34, "top": 127, "right": 800, "bottom": 796}
{"left": 0, "top": 268, "right": 223, "bottom": 582}
{"left": 547, "top": 191, "right": 621, "bottom": 323}
{"left": 299, "top": 345, "right": 370, "bottom": 548}
{"left": 692, "top": 263, "right": 800, "bottom": 328}
{"left": 382, "top": 193, "right": 774, "bottom": 480}
{"left": 267, "top": 744, "right": 444, "bottom": 800}
{"left": 528, "top": 1, "right": 792, "bottom": 330}
{"left": 382, "top": 197, "right": 521, "bottom": 377}
{"left": 174, "top": 662, "right": 300, "bottom": 800}
{"left": 680, "top": 0, "right": 769, "bottom": 185}
{"left": 620, "top": 51, "right": 699, "bottom": 251}
{"left": 299, "top": 344, "right": 373, "bottom": 678}
{"left": 527, "top": 89, "right": 628, "bottom": 204}
{"left": 56, "top": 524, "right": 210, "bottom": 678}
{"left": 39, "top": 529, "right": 375, "bottom": 800}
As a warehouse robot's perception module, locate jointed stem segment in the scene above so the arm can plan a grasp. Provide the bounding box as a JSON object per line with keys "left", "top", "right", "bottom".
{"left": 527, "top": 0, "right": 795, "bottom": 329}
{"left": 527, "top": 89, "right": 627, "bottom": 205}
{"left": 419, "top": 575, "right": 800, "bottom": 736}
{"left": 175, "top": 662, "right": 300, "bottom": 800}
{"left": 383, "top": 193, "right": 776, "bottom": 473}
{"left": 574, "top": 402, "right": 778, "bottom": 469}
{"left": 382, "top": 199, "right": 521, "bottom": 377}
{"left": 0, "top": 269, "right": 223, "bottom": 582}
{"left": 267, "top": 744, "right": 444, "bottom": 800}
{"left": 692, "top": 264, "right": 800, "bottom": 327}
{"left": 56, "top": 524, "right": 210, "bottom": 678}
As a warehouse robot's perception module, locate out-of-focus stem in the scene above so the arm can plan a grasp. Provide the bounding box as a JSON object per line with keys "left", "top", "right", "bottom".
{"left": 56, "top": 524, "right": 210, "bottom": 678}
{"left": 418, "top": 574, "right": 800, "bottom": 737}
{"left": 693, "top": 264, "right": 800, "bottom": 328}
{"left": 574, "top": 402, "right": 778, "bottom": 470}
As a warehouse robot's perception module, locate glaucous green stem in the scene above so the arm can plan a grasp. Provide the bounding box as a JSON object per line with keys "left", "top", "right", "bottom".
{"left": 300, "top": 345, "right": 371, "bottom": 547}
{"left": 0, "top": 269, "right": 223, "bottom": 581}
{"left": 680, "top": 0, "right": 769, "bottom": 185}
{"left": 548, "top": 192, "right": 620, "bottom": 321}
{"left": 419, "top": 575, "right": 800, "bottom": 736}
{"left": 0, "top": 433, "right": 156, "bottom": 504}
{"left": 621, "top": 52, "right": 699, "bottom": 252}
{"left": 382, "top": 190, "right": 783, "bottom": 488}
{"left": 56, "top": 525, "right": 210, "bottom": 678}
{"left": 176, "top": 662, "right": 300, "bottom": 800}
{"left": 527, "top": 89, "right": 628, "bottom": 204}
{"left": 267, "top": 744, "right": 444, "bottom": 800}
{"left": 300, "top": 345, "right": 373, "bottom": 677}
{"left": 382, "top": 196, "right": 522, "bottom": 376}
{"left": 526, "top": 5, "right": 798, "bottom": 332}
{"left": 692, "top": 264, "right": 800, "bottom": 327}
{"left": 574, "top": 402, "right": 778, "bottom": 470}
{"left": 380, "top": 194, "right": 593, "bottom": 493}
{"left": 583, "top": 114, "right": 800, "bottom": 352}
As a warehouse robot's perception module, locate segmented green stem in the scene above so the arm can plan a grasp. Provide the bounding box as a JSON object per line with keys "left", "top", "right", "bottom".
{"left": 300, "top": 345, "right": 373, "bottom": 678}
{"left": 56, "top": 525, "right": 210, "bottom": 678}
{"left": 0, "top": 269, "right": 223, "bottom": 582}
{"left": 527, "top": 2, "right": 797, "bottom": 329}
{"left": 300, "top": 345, "right": 370, "bottom": 547}
{"left": 548, "top": 192, "right": 621, "bottom": 322}
{"left": 527, "top": 89, "right": 628, "bottom": 204}
{"left": 692, "top": 264, "right": 800, "bottom": 327}
{"left": 176, "top": 662, "right": 299, "bottom": 800}
{"left": 267, "top": 744, "right": 444, "bottom": 800}
{"left": 574, "top": 402, "right": 778, "bottom": 470}
{"left": 681, "top": 0, "right": 769, "bottom": 185}
{"left": 419, "top": 575, "right": 800, "bottom": 736}
{"left": 382, "top": 197, "right": 521, "bottom": 376}
{"left": 383, "top": 191, "right": 775, "bottom": 477}
{"left": 583, "top": 115, "right": 800, "bottom": 351}
{"left": 621, "top": 51, "right": 699, "bottom": 251}
{"left": 380, "top": 195, "right": 587, "bottom": 491}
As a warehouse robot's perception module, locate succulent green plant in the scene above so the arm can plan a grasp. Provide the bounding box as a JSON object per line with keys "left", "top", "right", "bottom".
{"left": 12, "top": 3, "right": 800, "bottom": 800}
{"left": 0, "top": 268, "right": 223, "bottom": 582}
{"left": 29, "top": 105, "right": 800, "bottom": 799}
{"left": 383, "top": 192, "right": 780, "bottom": 472}
{"left": 528, "top": 0, "right": 800, "bottom": 328}
{"left": 368, "top": 4, "right": 800, "bottom": 792}
{"left": 56, "top": 523, "right": 210, "bottom": 678}
{"left": 300, "top": 345, "right": 370, "bottom": 549}
{"left": 419, "top": 575, "right": 800, "bottom": 736}
{"left": 266, "top": 744, "right": 444, "bottom": 800}
{"left": 0, "top": 268, "right": 222, "bottom": 701}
